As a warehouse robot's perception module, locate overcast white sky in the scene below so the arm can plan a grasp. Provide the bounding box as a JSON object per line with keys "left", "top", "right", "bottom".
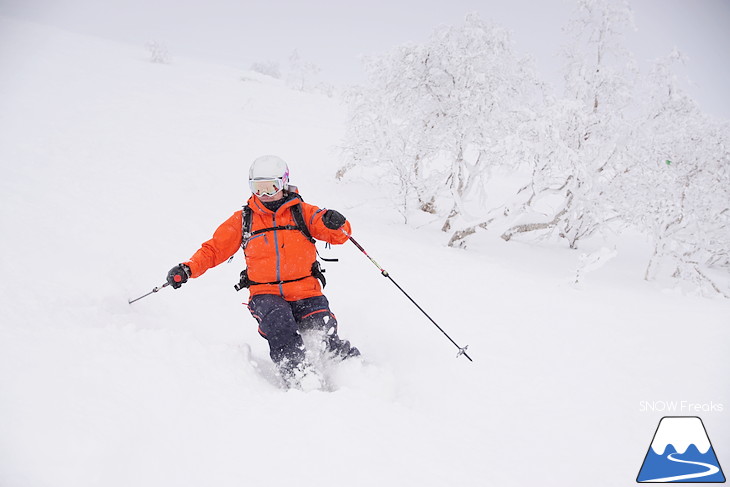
{"left": 1, "top": 0, "right": 729, "bottom": 119}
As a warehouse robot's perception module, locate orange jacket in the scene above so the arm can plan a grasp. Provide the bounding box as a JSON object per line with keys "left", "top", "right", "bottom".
{"left": 184, "top": 193, "right": 351, "bottom": 301}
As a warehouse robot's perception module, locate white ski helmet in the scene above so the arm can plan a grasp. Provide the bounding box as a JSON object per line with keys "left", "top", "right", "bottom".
{"left": 248, "top": 155, "right": 289, "bottom": 196}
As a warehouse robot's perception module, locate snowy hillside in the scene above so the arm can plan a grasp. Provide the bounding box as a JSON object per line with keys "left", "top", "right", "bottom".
{"left": 1, "top": 17, "right": 728, "bottom": 487}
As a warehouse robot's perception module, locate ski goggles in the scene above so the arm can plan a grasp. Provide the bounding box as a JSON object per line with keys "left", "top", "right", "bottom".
{"left": 249, "top": 177, "right": 285, "bottom": 197}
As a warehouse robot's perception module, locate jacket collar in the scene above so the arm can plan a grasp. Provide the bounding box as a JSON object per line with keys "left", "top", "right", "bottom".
{"left": 248, "top": 192, "right": 302, "bottom": 215}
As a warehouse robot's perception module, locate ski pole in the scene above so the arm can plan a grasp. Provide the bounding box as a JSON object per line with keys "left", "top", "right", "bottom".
{"left": 343, "top": 230, "right": 472, "bottom": 362}
{"left": 128, "top": 282, "right": 170, "bottom": 304}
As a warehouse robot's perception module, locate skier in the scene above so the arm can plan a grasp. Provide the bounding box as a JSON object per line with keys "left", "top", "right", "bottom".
{"left": 166, "top": 155, "right": 360, "bottom": 387}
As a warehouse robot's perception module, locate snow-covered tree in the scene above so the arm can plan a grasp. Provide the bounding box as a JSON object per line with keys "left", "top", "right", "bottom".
{"left": 250, "top": 60, "right": 281, "bottom": 79}
{"left": 338, "top": 80, "right": 432, "bottom": 221}
{"left": 340, "top": 13, "right": 542, "bottom": 237}
{"left": 285, "top": 50, "right": 333, "bottom": 96}
{"left": 145, "top": 41, "right": 170, "bottom": 64}
{"left": 622, "top": 52, "right": 730, "bottom": 295}
{"left": 502, "top": 0, "right": 637, "bottom": 249}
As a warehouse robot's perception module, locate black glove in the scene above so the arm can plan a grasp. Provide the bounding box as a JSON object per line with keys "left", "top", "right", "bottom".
{"left": 167, "top": 264, "right": 190, "bottom": 289}
{"left": 322, "top": 210, "right": 346, "bottom": 230}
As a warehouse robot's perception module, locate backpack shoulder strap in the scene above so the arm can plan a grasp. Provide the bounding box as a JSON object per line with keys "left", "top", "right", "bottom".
{"left": 290, "top": 201, "right": 315, "bottom": 243}
{"left": 241, "top": 199, "right": 314, "bottom": 248}
{"left": 241, "top": 205, "right": 253, "bottom": 249}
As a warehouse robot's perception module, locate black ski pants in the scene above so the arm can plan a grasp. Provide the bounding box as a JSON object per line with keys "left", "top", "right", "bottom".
{"left": 247, "top": 294, "right": 355, "bottom": 370}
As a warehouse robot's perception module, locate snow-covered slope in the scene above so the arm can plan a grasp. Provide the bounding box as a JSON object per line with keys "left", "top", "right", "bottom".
{"left": 1, "top": 17, "right": 728, "bottom": 487}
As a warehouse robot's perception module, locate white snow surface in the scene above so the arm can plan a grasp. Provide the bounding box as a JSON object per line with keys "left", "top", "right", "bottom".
{"left": 1, "top": 17, "right": 728, "bottom": 487}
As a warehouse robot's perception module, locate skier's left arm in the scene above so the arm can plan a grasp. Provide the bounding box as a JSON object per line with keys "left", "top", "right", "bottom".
{"left": 303, "top": 204, "right": 351, "bottom": 244}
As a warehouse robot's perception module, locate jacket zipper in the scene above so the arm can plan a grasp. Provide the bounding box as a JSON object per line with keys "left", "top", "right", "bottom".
{"left": 271, "top": 213, "right": 284, "bottom": 296}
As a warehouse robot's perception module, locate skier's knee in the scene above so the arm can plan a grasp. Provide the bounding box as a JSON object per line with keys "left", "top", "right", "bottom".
{"left": 299, "top": 309, "right": 338, "bottom": 335}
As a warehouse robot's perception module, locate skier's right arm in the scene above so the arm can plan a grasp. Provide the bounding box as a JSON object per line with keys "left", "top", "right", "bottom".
{"left": 170, "top": 211, "right": 243, "bottom": 283}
